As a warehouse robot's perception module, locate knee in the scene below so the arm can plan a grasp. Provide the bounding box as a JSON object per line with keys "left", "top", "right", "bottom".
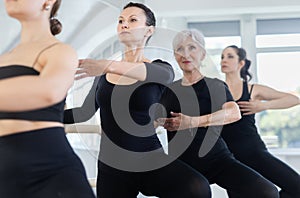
{"left": 188, "top": 177, "right": 211, "bottom": 198}
{"left": 260, "top": 184, "right": 279, "bottom": 198}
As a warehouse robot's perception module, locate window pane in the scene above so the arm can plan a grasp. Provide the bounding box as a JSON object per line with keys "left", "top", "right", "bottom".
{"left": 188, "top": 21, "right": 240, "bottom": 37}
{"left": 257, "top": 52, "right": 300, "bottom": 148}
{"left": 257, "top": 52, "right": 300, "bottom": 92}
{"left": 257, "top": 18, "right": 300, "bottom": 35}
{"left": 206, "top": 36, "right": 241, "bottom": 50}
{"left": 256, "top": 34, "right": 300, "bottom": 48}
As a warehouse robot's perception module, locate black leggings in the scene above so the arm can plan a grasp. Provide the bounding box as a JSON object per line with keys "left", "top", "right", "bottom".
{"left": 0, "top": 127, "right": 95, "bottom": 198}
{"left": 232, "top": 144, "right": 300, "bottom": 198}
{"left": 97, "top": 158, "right": 211, "bottom": 198}
{"left": 175, "top": 136, "right": 279, "bottom": 198}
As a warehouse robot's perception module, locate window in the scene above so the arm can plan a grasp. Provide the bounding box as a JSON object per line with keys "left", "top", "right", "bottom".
{"left": 256, "top": 18, "right": 300, "bottom": 148}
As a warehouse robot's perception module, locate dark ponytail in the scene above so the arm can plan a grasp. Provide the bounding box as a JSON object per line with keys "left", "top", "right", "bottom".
{"left": 241, "top": 58, "right": 252, "bottom": 82}
{"left": 50, "top": 0, "right": 62, "bottom": 35}
{"left": 227, "top": 45, "right": 252, "bottom": 82}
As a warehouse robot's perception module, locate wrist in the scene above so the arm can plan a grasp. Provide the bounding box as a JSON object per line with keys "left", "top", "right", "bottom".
{"left": 202, "top": 115, "right": 211, "bottom": 127}
{"left": 103, "top": 60, "right": 113, "bottom": 74}
{"left": 189, "top": 116, "right": 195, "bottom": 136}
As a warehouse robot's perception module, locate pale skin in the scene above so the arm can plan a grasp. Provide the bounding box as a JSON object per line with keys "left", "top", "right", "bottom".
{"left": 158, "top": 36, "right": 241, "bottom": 132}
{"left": 0, "top": 0, "right": 78, "bottom": 135}
{"left": 75, "top": 6, "right": 155, "bottom": 85}
{"left": 221, "top": 47, "right": 300, "bottom": 116}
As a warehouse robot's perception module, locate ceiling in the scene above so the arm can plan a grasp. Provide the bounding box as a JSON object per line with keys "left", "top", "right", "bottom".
{"left": 1, "top": 0, "right": 300, "bottom": 56}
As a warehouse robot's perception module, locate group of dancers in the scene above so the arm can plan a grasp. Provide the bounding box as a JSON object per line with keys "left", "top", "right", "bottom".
{"left": 1, "top": 0, "right": 299, "bottom": 197}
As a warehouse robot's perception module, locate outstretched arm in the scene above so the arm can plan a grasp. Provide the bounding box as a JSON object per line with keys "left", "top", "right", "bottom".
{"left": 238, "top": 84, "right": 300, "bottom": 115}
{"left": 0, "top": 44, "right": 77, "bottom": 112}
{"left": 76, "top": 59, "right": 174, "bottom": 84}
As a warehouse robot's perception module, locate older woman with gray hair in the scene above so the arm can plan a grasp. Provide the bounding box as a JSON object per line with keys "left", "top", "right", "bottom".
{"left": 156, "top": 29, "right": 279, "bottom": 198}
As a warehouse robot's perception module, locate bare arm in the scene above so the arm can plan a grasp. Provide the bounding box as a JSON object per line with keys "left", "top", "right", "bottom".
{"left": 76, "top": 59, "right": 146, "bottom": 81}
{"left": 0, "top": 44, "right": 77, "bottom": 111}
{"left": 238, "top": 84, "right": 300, "bottom": 115}
{"left": 76, "top": 59, "right": 174, "bottom": 83}
{"left": 161, "top": 101, "right": 241, "bottom": 131}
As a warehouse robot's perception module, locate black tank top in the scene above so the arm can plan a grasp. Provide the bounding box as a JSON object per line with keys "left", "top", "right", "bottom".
{"left": 0, "top": 43, "right": 65, "bottom": 122}
{"left": 222, "top": 81, "right": 257, "bottom": 143}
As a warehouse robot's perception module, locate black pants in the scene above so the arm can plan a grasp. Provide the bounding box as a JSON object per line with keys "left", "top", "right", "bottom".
{"left": 0, "top": 127, "right": 95, "bottom": 198}
{"left": 97, "top": 157, "right": 211, "bottom": 198}
{"left": 229, "top": 139, "right": 300, "bottom": 198}
{"left": 176, "top": 138, "right": 279, "bottom": 198}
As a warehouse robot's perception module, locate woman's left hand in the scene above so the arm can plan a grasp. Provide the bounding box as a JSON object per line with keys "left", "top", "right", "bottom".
{"left": 238, "top": 99, "right": 264, "bottom": 115}
{"left": 75, "top": 59, "right": 110, "bottom": 80}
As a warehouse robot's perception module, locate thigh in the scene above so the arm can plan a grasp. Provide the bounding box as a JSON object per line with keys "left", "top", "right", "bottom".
{"left": 30, "top": 169, "right": 95, "bottom": 198}
{"left": 97, "top": 163, "right": 139, "bottom": 198}
{"left": 142, "top": 159, "right": 211, "bottom": 198}
{"left": 240, "top": 149, "right": 300, "bottom": 196}
{"left": 214, "top": 159, "right": 278, "bottom": 198}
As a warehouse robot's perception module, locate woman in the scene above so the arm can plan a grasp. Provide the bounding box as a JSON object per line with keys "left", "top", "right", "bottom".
{"left": 0, "top": 0, "right": 95, "bottom": 197}
{"left": 221, "top": 45, "right": 300, "bottom": 197}
{"left": 64, "top": 2, "right": 210, "bottom": 198}
{"left": 156, "top": 29, "right": 279, "bottom": 198}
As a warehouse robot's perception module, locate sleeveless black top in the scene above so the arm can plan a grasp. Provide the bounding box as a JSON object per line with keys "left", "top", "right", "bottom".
{"left": 0, "top": 43, "right": 65, "bottom": 122}
{"left": 221, "top": 81, "right": 258, "bottom": 143}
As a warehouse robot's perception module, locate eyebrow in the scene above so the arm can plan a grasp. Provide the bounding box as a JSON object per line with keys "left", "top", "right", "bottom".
{"left": 119, "top": 15, "right": 138, "bottom": 19}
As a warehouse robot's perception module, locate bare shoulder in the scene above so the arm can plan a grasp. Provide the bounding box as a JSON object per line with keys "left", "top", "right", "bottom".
{"left": 41, "top": 42, "right": 78, "bottom": 68}
{"left": 248, "top": 83, "right": 262, "bottom": 98}
{"left": 47, "top": 42, "right": 77, "bottom": 58}
{"left": 45, "top": 42, "right": 78, "bottom": 65}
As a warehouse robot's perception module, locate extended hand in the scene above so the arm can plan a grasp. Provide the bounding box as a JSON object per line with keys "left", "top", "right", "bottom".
{"left": 75, "top": 59, "right": 111, "bottom": 80}
{"left": 238, "top": 99, "right": 264, "bottom": 115}
{"left": 162, "top": 112, "right": 191, "bottom": 131}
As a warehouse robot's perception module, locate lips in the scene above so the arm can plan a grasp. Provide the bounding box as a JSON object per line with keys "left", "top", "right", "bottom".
{"left": 119, "top": 31, "right": 130, "bottom": 35}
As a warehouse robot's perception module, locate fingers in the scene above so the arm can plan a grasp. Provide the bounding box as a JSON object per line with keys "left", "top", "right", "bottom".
{"left": 237, "top": 101, "right": 249, "bottom": 105}
{"left": 170, "top": 111, "right": 181, "bottom": 117}
{"left": 75, "top": 73, "right": 89, "bottom": 80}
{"left": 78, "top": 59, "right": 87, "bottom": 67}
{"left": 78, "top": 59, "right": 92, "bottom": 68}
{"left": 242, "top": 111, "right": 254, "bottom": 115}
{"left": 75, "top": 69, "right": 86, "bottom": 75}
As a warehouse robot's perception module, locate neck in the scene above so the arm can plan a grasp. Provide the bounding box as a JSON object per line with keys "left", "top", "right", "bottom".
{"left": 20, "top": 19, "right": 53, "bottom": 44}
{"left": 123, "top": 45, "right": 147, "bottom": 62}
{"left": 182, "top": 70, "right": 204, "bottom": 85}
{"left": 225, "top": 72, "right": 243, "bottom": 85}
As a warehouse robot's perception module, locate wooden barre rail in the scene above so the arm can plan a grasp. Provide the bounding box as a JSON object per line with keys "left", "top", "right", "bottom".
{"left": 64, "top": 124, "right": 101, "bottom": 134}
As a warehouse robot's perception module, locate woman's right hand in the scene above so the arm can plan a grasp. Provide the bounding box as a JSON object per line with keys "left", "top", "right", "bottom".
{"left": 75, "top": 59, "right": 111, "bottom": 80}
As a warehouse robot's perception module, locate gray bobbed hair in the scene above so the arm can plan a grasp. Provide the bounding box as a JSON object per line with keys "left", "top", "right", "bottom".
{"left": 172, "top": 29, "right": 206, "bottom": 52}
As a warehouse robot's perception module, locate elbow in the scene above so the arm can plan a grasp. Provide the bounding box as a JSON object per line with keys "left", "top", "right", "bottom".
{"left": 226, "top": 102, "right": 241, "bottom": 123}
{"left": 232, "top": 104, "right": 242, "bottom": 122}
{"left": 233, "top": 111, "right": 242, "bottom": 122}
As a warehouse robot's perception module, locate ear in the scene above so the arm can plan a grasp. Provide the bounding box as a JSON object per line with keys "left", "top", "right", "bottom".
{"left": 239, "top": 60, "right": 245, "bottom": 69}
{"left": 200, "top": 50, "right": 206, "bottom": 61}
{"left": 145, "top": 26, "right": 155, "bottom": 37}
{"left": 44, "top": 0, "right": 56, "bottom": 8}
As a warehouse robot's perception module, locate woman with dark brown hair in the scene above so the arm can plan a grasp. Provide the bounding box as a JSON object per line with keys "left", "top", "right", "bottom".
{"left": 221, "top": 45, "right": 300, "bottom": 198}
{"left": 65, "top": 2, "right": 211, "bottom": 198}
{"left": 0, "top": 0, "right": 95, "bottom": 197}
